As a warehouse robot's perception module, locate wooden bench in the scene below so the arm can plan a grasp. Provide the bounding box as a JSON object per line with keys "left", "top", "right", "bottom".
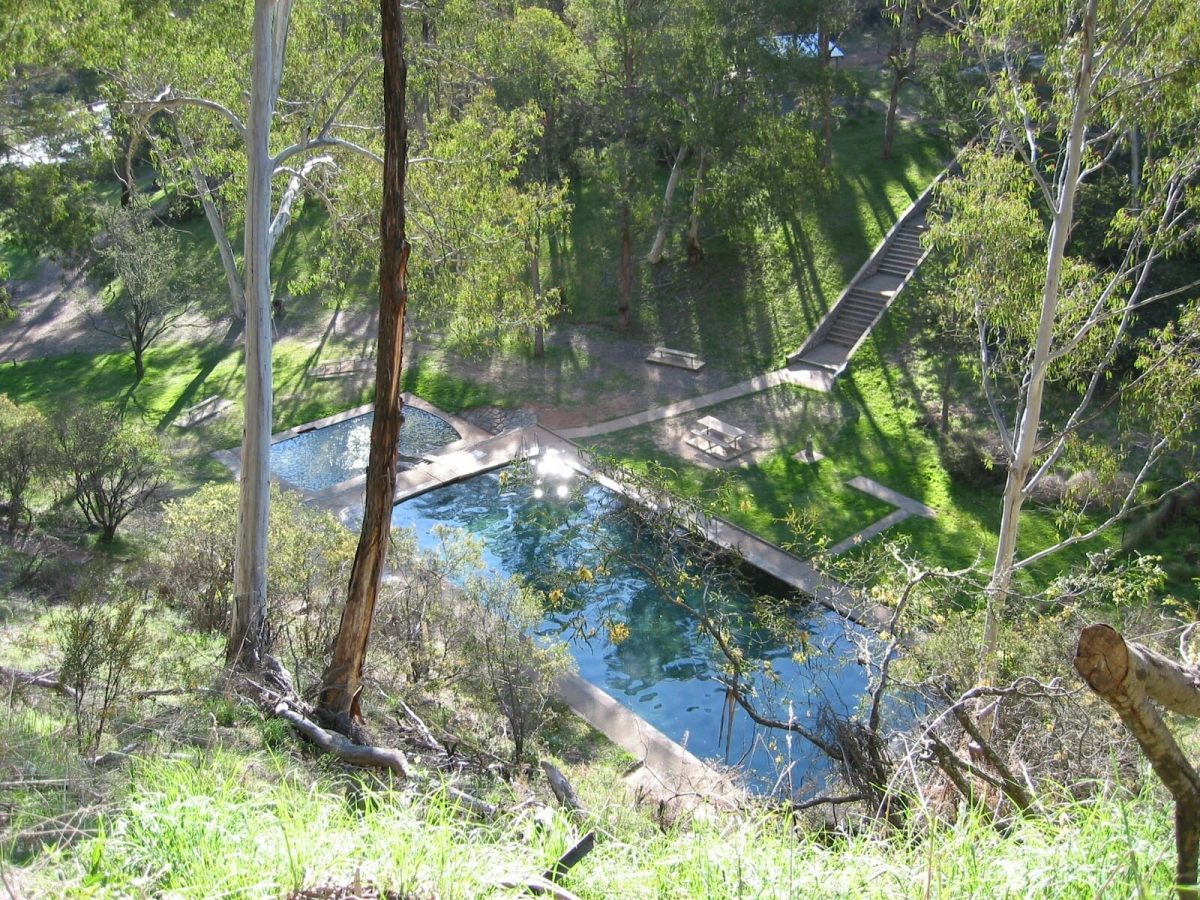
{"left": 311, "top": 358, "right": 374, "bottom": 379}
{"left": 685, "top": 415, "right": 754, "bottom": 461}
{"left": 174, "top": 395, "right": 233, "bottom": 428}
{"left": 646, "top": 346, "right": 705, "bottom": 371}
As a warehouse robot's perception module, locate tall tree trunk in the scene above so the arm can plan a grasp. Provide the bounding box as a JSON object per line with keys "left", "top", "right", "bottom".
{"left": 618, "top": 210, "right": 632, "bottom": 330}
{"left": 980, "top": 0, "right": 1097, "bottom": 673}
{"left": 939, "top": 353, "right": 955, "bottom": 434}
{"left": 646, "top": 145, "right": 688, "bottom": 264}
{"left": 882, "top": 8, "right": 920, "bottom": 161}
{"left": 228, "top": 0, "right": 293, "bottom": 669}
{"left": 531, "top": 237, "right": 545, "bottom": 358}
{"left": 819, "top": 21, "right": 833, "bottom": 169}
{"left": 686, "top": 146, "right": 707, "bottom": 262}
{"left": 120, "top": 129, "right": 141, "bottom": 207}
{"left": 318, "top": 0, "right": 408, "bottom": 728}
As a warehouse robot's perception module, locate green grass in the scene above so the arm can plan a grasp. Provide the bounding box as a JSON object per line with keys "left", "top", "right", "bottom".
{"left": 5, "top": 740, "right": 1175, "bottom": 898}
{"left": 556, "top": 115, "right": 948, "bottom": 377}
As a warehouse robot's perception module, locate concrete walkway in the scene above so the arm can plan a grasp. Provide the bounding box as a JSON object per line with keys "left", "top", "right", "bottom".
{"left": 826, "top": 476, "right": 938, "bottom": 557}
{"left": 559, "top": 364, "right": 834, "bottom": 440}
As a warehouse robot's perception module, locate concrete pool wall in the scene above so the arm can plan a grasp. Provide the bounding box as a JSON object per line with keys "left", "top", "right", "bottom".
{"left": 221, "top": 407, "right": 879, "bottom": 807}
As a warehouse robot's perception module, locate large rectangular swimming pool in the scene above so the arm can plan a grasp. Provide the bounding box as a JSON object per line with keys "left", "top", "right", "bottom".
{"left": 389, "top": 458, "right": 870, "bottom": 794}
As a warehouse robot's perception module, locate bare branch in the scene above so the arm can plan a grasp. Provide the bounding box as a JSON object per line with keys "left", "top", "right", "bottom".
{"left": 131, "top": 94, "right": 246, "bottom": 138}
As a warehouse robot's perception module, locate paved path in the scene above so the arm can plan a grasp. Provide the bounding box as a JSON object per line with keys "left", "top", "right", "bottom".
{"left": 559, "top": 364, "right": 834, "bottom": 440}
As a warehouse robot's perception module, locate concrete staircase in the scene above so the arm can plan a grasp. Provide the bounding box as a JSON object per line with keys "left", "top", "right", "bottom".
{"left": 787, "top": 202, "right": 932, "bottom": 376}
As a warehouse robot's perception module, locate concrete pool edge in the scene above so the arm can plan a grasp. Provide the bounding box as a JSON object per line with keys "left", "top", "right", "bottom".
{"left": 221, "top": 406, "right": 882, "bottom": 807}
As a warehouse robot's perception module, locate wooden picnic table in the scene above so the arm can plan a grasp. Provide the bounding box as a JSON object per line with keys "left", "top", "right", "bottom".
{"left": 687, "top": 415, "right": 753, "bottom": 460}
{"left": 646, "top": 346, "right": 705, "bottom": 371}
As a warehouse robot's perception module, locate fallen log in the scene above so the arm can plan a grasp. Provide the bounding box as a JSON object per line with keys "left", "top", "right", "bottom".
{"left": 542, "top": 831, "right": 595, "bottom": 885}
{"left": 1075, "top": 623, "right": 1200, "bottom": 899}
{"left": 540, "top": 761, "right": 586, "bottom": 817}
{"left": 274, "top": 701, "right": 411, "bottom": 778}
{"left": 1, "top": 665, "right": 79, "bottom": 702}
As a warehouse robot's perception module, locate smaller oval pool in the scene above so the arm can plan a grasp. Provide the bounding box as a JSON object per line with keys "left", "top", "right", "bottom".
{"left": 270, "top": 407, "right": 460, "bottom": 493}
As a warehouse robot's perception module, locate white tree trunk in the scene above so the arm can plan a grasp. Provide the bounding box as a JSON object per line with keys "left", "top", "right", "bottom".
{"left": 980, "top": 0, "right": 1097, "bottom": 671}
{"left": 228, "top": 0, "right": 293, "bottom": 668}
{"left": 646, "top": 145, "right": 688, "bottom": 264}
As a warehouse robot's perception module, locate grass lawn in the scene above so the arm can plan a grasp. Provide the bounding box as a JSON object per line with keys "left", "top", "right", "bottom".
{"left": 555, "top": 113, "right": 947, "bottom": 376}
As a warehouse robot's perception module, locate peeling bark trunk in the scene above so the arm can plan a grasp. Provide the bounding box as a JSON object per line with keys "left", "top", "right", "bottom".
{"left": 618, "top": 212, "right": 632, "bottom": 329}
{"left": 228, "top": 0, "right": 293, "bottom": 670}
{"left": 318, "top": 0, "right": 408, "bottom": 728}
{"left": 1075, "top": 624, "right": 1200, "bottom": 898}
{"left": 981, "top": 0, "right": 1097, "bottom": 673}
{"left": 646, "top": 145, "right": 688, "bottom": 264}
{"left": 686, "top": 147, "right": 707, "bottom": 262}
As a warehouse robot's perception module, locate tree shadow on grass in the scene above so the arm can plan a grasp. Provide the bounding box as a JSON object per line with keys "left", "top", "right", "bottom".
{"left": 153, "top": 319, "right": 244, "bottom": 431}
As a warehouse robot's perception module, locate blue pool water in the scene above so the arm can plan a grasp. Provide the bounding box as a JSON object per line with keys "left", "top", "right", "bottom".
{"left": 389, "top": 456, "right": 871, "bottom": 794}
{"left": 270, "top": 408, "right": 460, "bottom": 493}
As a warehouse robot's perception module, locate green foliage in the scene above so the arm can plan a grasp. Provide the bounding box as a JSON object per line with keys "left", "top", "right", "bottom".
{"left": 50, "top": 403, "right": 167, "bottom": 543}
{"left": 0, "top": 161, "right": 101, "bottom": 261}
{"left": 158, "top": 483, "right": 354, "bottom": 681}
{"left": 53, "top": 581, "right": 149, "bottom": 754}
{"left": 462, "top": 575, "right": 573, "bottom": 766}
{"left": 0, "top": 395, "right": 52, "bottom": 532}
{"left": 7, "top": 744, "right": 1176, "bottom": 897}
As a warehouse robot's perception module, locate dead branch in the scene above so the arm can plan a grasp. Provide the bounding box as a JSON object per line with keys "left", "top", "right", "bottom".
{"left": 540, "top": 761, "right": 587, "bottom": 818}
{"left": 273, "top": 701, "right": 411, "bottom": 778}
{"left": 1075, "top": 623, "right": 1200, "bottom": 899}
{"left": 541, "top": 832, "right": 595, "bottom": 887}
{"left": 0, "top": 665, "right": 79, "bottom": 703}
{"left": 790, "top": 793, "right": 866, "bottom": 812}
{"left": 947, "top": 702, "right": 1035, "bottom": 814}
{"left": 395, "top": 698, "right": 444, "bottom": 753}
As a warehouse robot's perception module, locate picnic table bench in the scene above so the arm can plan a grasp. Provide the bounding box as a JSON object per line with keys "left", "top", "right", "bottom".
{"left": 311, "top": 358, "right": 374, "bottom": 379}
{"left": 173, "top": 395, "right": 232, "bottom": 428}
{"left": 646, "top": 346, "right": 705, "bottom": 371}
{"left": 686, "top": 415, "right": 754, "bottom": 461}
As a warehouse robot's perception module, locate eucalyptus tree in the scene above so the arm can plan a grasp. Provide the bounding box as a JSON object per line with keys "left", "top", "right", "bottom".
{"left": 318, "top": 0, "right": 408, "bottom": 730}
{"left": 98, "top": 0, "right": 387, "bottom": 667}
{"left": 92, "top": 202, "right": 203, "bottom": 382}
{"left": 926, "top": 0, "right": 1200, "bottom": 667}
{"left": 568, "top": 0, "right": 666, "bottom": 329}
{"left": 881, "top": 0, "right": 935, "bottom": 161}
{"left": 479, "top": 4, "right": 591, "bottom": 182}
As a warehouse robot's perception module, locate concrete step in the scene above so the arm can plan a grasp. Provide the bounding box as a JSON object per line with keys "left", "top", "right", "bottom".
{"left": 877, "top": 261, "right": 914, "bottom": 277}
{"left": 840, "top": 309, "right": 878, "bottom": 328}
{"left": 825, "top": 332, "right": 858, "bottom": 348}
{"left": 840, "top": 304, "right": 883, "bottom": 322}
{"left": 849, "top": 286, "right": 888, "bottom": 300}
{"left": 844, "top": 293, "right": 886, "bottom": 310}
{"left": 828, "top": 324, "right": 866, "bottom": 345}
{"left": 885, "top": 248, "right": 923, "bottom": 264}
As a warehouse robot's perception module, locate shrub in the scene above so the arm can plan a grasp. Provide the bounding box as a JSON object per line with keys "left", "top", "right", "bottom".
{"left": 369, "top": 527, "right": 486, "bottom": 685}
{"left": 158, "top": 483, "right": 354, "bottom": 682}
{"left": 461, "top": 575, "right": 573, "bottom": 766}
{"left": 50, "top": 404, "right": 167, "bottom": 542}
{"left": 54, "top": 581, "right": 149, "bottom": 754}
{"left": 0, "top": 395, "right": 53, "bottom": 534}
{"left": 939, "top": 427, "right": 1007, "bottom": 488}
